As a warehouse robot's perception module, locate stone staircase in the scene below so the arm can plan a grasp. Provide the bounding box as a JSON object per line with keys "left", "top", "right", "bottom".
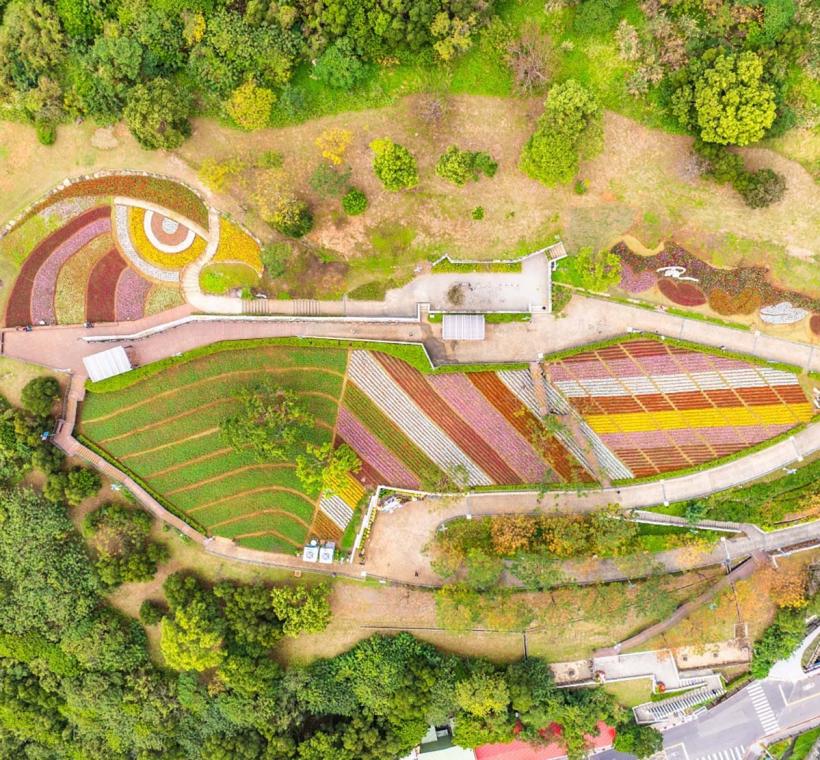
{"left": 292, "top": 299, "right": 320, "bottom": 317}
{"left": 634, "top": 677, "right": 725, "bottom": 725}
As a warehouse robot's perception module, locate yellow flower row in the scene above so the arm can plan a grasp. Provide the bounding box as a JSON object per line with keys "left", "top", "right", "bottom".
{"left": 128, "top": 206, "right": 205, "bottom": 271}
{"left": 213, "top": 218, "right": 263, "bottom": 274}
{"left": 586, "top": 403, "right": 814, "bottom": 434}
{"left": 333, "top": 473, "right": 366, "bottom": 508}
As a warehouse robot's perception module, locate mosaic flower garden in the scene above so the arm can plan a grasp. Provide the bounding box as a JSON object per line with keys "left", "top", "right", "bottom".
{"left": 0, "top": 173, "right": 262, "bottom": 326}
{"left": 78, "top": 337, "right": 815, "bottom": 553}
{"left": 615, "top": 242, "right": 820, "bottom": 336}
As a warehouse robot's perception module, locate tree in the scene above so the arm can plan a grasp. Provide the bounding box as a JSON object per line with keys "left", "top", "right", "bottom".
{"left": 520, "top": 80, "right": 602, "bottom": 186}
{"left": 510, "top": 553, "right": 566, "bottom": 590}
{"left": 123, "top": 78, "right": 192, "bottom": 150}
{"left": 0, "top": 0, "right": 65, "bottom": 97}
{"left": 490, "top": 514, "right": 537, "bottom": 555}
{"left": 455, "top": 671, "right": 510, "bottom": 719}
{"left": 265, "top": 192, "right": 314, "bottom": 237}
{"left": 20, "top": 376, "right": 59, "bottom": 417}
{"left": 213, "top": 581, "right": 285, "bottom": 652}
{"left": 63, "top": 467, "right": 101, "bottom": 506}
{"left": 505, "top": 21, "right": 551, "bottom": 94}
{"left": 614, "top": 721, "right": 663, "bottom": 756}
{"left": 85, "top": 503, "right": 168, "bottom": 587}
{"left": 295, "top": 442, "right": 361, "bottom": 497}
{"left": 270, "top": 584, "right": 332, "bottom": 636}
{"left": 370, "top": 138, "right": 418, "bottom": 191}
{"left": 226, "top": 78, "right": 275, "bottom": 130}
{"left": 315, "top": 127, "right": 352, "bottom": 166}
{"left": 692, "top": 52, "right": 776, "bottom": 146}
{"left": 314, "top": 38, "right": 367, "bottom": 89}
{"left": 220, "top": 383, "right": 314, "bottom": 461}
{"left": 160, "top": 600, "right": 225, "bottom": 672}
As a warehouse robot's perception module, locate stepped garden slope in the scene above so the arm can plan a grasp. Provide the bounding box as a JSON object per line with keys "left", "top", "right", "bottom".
{"left": 78, "top": 337, "right": 814, "bottom": 555}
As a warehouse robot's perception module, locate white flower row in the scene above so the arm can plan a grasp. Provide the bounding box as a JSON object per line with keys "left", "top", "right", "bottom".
{"left": 348, "top": 351, "right": 492, "bottom": 486}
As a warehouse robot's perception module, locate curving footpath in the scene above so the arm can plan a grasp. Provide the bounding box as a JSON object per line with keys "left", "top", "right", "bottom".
{"left": 1, "top": 301, "right": 819, "bottom": 585}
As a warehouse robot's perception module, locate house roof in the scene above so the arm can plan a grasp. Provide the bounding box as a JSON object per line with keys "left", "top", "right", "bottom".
{"left": 474, "top": 721, "right": 615, "bottom": 760}
{"left": 82, "top": 346, "right": 132, "bottom": 383}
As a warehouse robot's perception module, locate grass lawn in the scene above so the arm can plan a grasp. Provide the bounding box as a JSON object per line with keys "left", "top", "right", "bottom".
{"left": 79, "top": 345, "right": 348, "bottom": 551}
{"left": 602, "top": 678, "right": 654, "bottom": 707}
{"left": 199, "top": 262, "right": 260, "bottom": 295}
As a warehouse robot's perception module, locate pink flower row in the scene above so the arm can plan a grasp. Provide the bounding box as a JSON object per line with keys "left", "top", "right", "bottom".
{"left": 31, "top": 216, "right": 111, "bottom": 323}
{"left": 428, "top": 373, "right": 548, "bottom": 483}
{"left": 336, "top": 406, "right": 420, "bottom": 489}
{"left": 115, "top": 268, "right": 152, "bottom": 321}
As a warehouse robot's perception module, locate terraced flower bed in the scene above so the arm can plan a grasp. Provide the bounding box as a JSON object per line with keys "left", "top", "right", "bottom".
{"left": 79, "top": 337, "right": 814, "bottom": 555}
{"left": 543, "top": 338, "right": 814, "bottom": 478}
{"left": 80, "top": 345, "right": 350, "bottom": 552}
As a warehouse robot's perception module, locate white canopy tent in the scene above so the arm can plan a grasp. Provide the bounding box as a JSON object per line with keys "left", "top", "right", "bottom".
{"left": 441, "top": 314, "right": 485, "bottom": 341}
{"left": 82, "top": 346, "right": 132, "bottom": 383}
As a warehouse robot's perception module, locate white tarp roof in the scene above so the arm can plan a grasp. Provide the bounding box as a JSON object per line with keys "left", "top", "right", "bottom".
{"left": 82, "top": 346, "right": 132, "bottom": 383}
{"left": 442, "top": 314, "right": 485, "bottom": 341}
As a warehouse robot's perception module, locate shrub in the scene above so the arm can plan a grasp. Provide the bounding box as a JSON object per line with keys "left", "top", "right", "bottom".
{"left": 36, "top": 121, "right": 56, "bottom": 145}
{"left": 266, "top": 194, "right": 313, "bottom": 238}
{"left": 198, "top": 157, "right": 246, "bottom": 192}
{"left": 370, "top": 138, "right": 418, "bottom": 191}
{"left": 573, "top": 0, "right": 616, "bottom": 35}
{"left": 315, "top": 127, "right": 352, "bottom": 166}
{"left": 342, "top": 188, "right": 367, "bottom": 215}
{"left": 256, "top": 150, "right": 283, "bottom": 169}
{"left": 261, "top": 242, "right": 290, "bottom": 277}
{"left": 226, "top": 79, "right": 275, "bottom": 131}
{"left": 309, "top": 161, "right": 351, "bottom": 198}
{"left": 313, "top": 38, "right": 367, "bottom": 89}
{"left": 735, "top": 168, "right": 787, "bottom": 208}
{"left": 21, "top": 376, "right": 60, "bottom": 417}
{"left": 471, "top": 206, "right": 484, "bottom": 220}
{"left": 435, "top": 146, "right": 498, "bottom": 186}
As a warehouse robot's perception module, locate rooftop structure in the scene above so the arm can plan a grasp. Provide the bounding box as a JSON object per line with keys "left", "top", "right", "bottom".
{"left": 82, "top": 346, "right": 132, "bottom": 383}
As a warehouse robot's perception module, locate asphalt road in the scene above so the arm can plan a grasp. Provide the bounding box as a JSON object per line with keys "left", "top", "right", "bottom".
{"left": 663, "top": 675, "right": 820, "bottom": 760}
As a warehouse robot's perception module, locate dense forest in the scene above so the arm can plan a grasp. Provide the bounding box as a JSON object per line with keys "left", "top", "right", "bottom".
{"left": 0, "top": 0, "right": 814, "bottom": 165}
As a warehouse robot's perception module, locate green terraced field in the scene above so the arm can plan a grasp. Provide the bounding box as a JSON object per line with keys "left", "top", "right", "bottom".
{"left": 79, "top": 345, "right": 348, "bottom": 550}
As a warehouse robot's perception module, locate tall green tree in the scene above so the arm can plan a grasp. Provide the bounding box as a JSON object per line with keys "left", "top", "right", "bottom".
{"left": 123, "top": 78, "right": 192, "bottom": 149}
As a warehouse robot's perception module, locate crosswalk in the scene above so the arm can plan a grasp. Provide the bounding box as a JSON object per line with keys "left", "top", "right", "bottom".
{"left": 747, "top": 681, "right": 779, "bottom": 735}
{"left": 694, "top": 746, "right": 746, "bottom": 760}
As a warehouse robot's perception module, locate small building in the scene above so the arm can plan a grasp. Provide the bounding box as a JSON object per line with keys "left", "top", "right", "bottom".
{"left": 302, "top": 544, "right": 319, "bottom": 563}
{"left": 82, "top": 346, "right": 132, "bottom": 383}
{"left": 442, "top": 314, "right": 485, "bottom": 341}
{"left": 318, "top": 542, "right": 335, "bottom": 564}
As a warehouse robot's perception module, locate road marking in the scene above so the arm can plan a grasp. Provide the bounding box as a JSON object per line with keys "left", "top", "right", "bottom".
{"left": 747, "top": 682, "right": 779, "bottom": 735}
{"left": 692, "top": 745, "right": 745, "bottom": 760}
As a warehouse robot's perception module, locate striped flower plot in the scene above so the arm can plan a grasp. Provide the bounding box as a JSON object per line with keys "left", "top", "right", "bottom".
{"left": 542, "top": 338, "right": 815, "bottom": 477}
